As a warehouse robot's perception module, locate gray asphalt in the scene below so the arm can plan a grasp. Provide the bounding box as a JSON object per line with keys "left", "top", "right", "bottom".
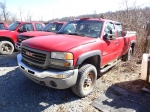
{"left": 0, "top": 53, "right": 81, "bottom": 112}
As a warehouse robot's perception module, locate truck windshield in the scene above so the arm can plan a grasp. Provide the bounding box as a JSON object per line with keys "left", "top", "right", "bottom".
{"left": 43, "top": 23, "right": 63, "bottom": 33}
{"left": 57, "top": 20, "right": 103, "bottom": 38}
{"left": 7, "top": 22, "right": 20, "bottom": 31}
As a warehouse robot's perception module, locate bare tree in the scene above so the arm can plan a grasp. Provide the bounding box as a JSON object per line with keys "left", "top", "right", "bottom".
{"left": 24, "top": 11, "right": 33, "bottom": 21}
{"left": 38, "top": 15, "right": 43, "bottom": 22}
{"left": 18, "top": 7, "right": 23, "bottom": 21}
{"left": 0, "top": 0, "right": 10, "bottom": 22}
{"left": 10, "top": 13, "right": 17, "bottom": 21}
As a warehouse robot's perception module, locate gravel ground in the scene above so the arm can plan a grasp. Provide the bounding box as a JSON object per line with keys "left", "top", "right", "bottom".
{"left": 0, "top": 53, "right": 104, "bottom": 112}
{"left": 0, "top": 53, "right": 142, "bottom": 112}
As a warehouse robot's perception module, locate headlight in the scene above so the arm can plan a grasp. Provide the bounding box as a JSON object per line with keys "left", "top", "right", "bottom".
{"left": 51, "top": 52, "right": 73, "bottom": 60}
{"left": 49, "top": 71, "right": 74, "bottom": 78}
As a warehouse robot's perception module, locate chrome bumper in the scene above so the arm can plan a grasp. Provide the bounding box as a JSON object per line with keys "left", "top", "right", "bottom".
{"left": 17, "top": 54, "right": 78, "bottom": 89}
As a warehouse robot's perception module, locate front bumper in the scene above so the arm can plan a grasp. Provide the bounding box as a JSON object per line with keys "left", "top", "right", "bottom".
{"left": 17, "top": 54, "right": 78, "bottom": 89}
{"left": 15, "top": 42, "right": 21, "bottom": 51}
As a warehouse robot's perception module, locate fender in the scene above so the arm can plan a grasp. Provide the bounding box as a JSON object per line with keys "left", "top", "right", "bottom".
{"left": 130, "top": 40, "right": 136, "bottom": 54}
{"left": 76, "top": 50, "right": 102, "bottom": 66}
{"left": 130, "top": 40, "right": 136, "bottom": 45}
{"left": 0, "top": 36, "right": 14, "bottom": 45}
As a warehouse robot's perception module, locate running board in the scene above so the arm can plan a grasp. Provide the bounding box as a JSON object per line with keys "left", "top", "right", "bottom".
{"left": 100, "top": 59, "right": 121, "bottom": 73}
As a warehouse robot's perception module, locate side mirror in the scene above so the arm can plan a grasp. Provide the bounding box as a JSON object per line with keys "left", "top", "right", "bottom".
{"left": 17, "top": 28, "right": 22, "bottom": 32}
{"left": 103, "top": 30, "right": 116, "bottom": 40}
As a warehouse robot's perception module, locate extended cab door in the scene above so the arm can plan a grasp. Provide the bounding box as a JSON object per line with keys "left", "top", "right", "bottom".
{"left": 115, "top": 23, "right": 130, "bottom": 57}
{"left": 101, "top": 22, "right": 119, "bottom": 65}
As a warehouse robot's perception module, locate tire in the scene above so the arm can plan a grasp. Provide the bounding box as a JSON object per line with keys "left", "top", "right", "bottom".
{"left": 71, "top": 64, "right": 97, "bottom": 97}
{"left": 0, "top": 41, "right": 14, "bottom": 55}
{"left": 122, "top": 47, "right": 132, "bottom": 61}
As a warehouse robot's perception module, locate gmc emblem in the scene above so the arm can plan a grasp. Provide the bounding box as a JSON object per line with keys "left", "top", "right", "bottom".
{"left": 26, "top": 51, "right": 34, "bottom": 57}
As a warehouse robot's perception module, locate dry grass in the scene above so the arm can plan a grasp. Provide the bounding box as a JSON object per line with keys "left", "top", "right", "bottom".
{"left": 101, "top": 57, "right": 147, "bottom": 92}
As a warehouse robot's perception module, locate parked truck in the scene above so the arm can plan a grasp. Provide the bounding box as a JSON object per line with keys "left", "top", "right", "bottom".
{"left": 0, "top": 22, "right": 8, "bottom": 30}
{"left": 16, "top": 22, "right": 66, "bottom": 50}
{"left": 0, "top": 21, "right": 45, "bottom": 55}
{"left": 17, "top": 18, "right": 136, "bottom": 97}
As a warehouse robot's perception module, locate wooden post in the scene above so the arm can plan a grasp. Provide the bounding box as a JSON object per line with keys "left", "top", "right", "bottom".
{"left": 148, "top": 56, "right": 150, "bottom": 82}
{"left": 140, "top": 54, "right": 149, "bottom": 81}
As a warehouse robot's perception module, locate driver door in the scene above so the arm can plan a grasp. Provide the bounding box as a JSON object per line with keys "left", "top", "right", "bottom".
{"left": 19, "top": 23, "right": 34, "bottom": 32}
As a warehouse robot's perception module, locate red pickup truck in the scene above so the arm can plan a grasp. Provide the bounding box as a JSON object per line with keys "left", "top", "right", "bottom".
{"left": 0, "top": 21, "right": 45, "bottom": 55}
{"left": 0, "top": 22, "right": 8, "bottom": 30}
{"left": 16, "top": 22, "right": 65, "bottom": 50}
{"left": 17, "top": 18, "right": 136, "bottom": 97}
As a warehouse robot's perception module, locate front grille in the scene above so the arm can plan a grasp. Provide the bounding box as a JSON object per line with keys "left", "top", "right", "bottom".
{"left": 22, "top": 47, "right": 46, "bottom": 64}
{"left": 17, "top": 35, "right": 34, "bottom": 43}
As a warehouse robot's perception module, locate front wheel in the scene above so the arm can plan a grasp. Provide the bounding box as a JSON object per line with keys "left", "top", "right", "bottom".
{"left": 0, "top": 41, "right": 14, "bottom": 55}
{"left": 71, "top": 64, "right": 97, "bottom": 97}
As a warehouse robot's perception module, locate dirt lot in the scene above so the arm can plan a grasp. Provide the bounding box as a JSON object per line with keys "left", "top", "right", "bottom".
{"left": 0, "top": 52, "right": 146, "bottom": 112}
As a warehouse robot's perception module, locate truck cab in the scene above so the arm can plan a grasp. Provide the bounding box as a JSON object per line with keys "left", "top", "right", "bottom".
{"left": 0, "top": 21, "right": 45, "bottom": 55}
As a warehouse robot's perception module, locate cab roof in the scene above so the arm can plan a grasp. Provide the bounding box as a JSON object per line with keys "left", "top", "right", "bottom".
{"left": 15, "top": 21, "right": 44, "bottom": 24}
{"left": 72, "top": 18, "right": 121, "bottom": 24}
{"left": 49, "top": 21, "right": 66, "bottom": 24}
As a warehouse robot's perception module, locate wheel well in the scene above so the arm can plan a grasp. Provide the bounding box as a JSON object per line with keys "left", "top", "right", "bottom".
{"left": 80, "top": 55, "right": 100, "bottom": 74}
{"left": 0, "top": 37, "right": 15, "bottom": 46}
{"left": 131, "top": 43, "right": 135, "bottom": 54}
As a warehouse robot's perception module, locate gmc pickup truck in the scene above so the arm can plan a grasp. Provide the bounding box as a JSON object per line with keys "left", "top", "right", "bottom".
{"left": 0, "top": 21, "right": 45, "bottom": 55}
{"left": 17, "top": 18, "right": 136, "bottom": 97}
{"left": 16, "top": 22, "right": 65, "bottom": 50}
{"left": 0, "top": 22, "right": 8, "bottom": 30}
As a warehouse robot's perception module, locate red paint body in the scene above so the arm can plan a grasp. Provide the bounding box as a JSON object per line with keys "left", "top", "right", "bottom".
{"left": 0, "top": 21, "right": 45, "bottom": 45}
{"left": 22, "top": 19, "right": 136, "bottom": 67}
{"left": 0, "top": 22, "right": 8, "bottom": 30}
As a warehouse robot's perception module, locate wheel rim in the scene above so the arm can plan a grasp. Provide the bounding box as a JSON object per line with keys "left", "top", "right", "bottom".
{"left": 1, "top": 43, "right": 12, "bottom": 53}
{"left": 83, "top": 71, "right": 94, "bottom": 91}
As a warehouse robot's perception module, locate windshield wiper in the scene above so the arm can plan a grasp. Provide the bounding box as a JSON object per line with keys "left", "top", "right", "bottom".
{"left": 66, "top": 32, "right": 86, "bottom": 37}
{"left": 57, "top": 32, "right": 87, "bottom": 37}
{"left": 56, "top": 32, "right": 65, "bottom": 34}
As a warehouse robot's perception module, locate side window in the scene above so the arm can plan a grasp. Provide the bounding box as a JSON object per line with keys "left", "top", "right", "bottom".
{"left": 20, "top": 23, "right": 34, "bottom": 31}
{"left": 47, "top": 24, "right": 56, "bottom": 31}
{"left": 104, "top": 22, "right": 115, "bottom": 34}
{"left": 35, "top": 24, "right": 43, "bottom": 31}
{"left": 115, "top": 24, "right": 122, "bottom": 37}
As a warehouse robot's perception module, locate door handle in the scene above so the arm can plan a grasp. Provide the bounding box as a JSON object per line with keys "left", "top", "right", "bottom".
{"left": 115, "top": 41, "right": 118, "bottom": 45}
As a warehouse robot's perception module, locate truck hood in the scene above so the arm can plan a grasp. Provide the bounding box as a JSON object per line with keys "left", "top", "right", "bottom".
{"left": 20, "top": 31, "right": 55, "bottom": 37}
{"left": 22, "top": 34, "right": 96, "bottom": 52}
{"left": 0, "top": 30, "right": 15, "bottom": 35}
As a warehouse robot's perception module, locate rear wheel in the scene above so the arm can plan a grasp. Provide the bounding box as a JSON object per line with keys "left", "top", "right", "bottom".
{"left": 0, "top": 41, "right": 14, "bottom": 55}
{"left": 71, "top": 64, "right": 97, "bottom": 97}
{"left": 122, "top": 47, "right": 132, "bottom": 61}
